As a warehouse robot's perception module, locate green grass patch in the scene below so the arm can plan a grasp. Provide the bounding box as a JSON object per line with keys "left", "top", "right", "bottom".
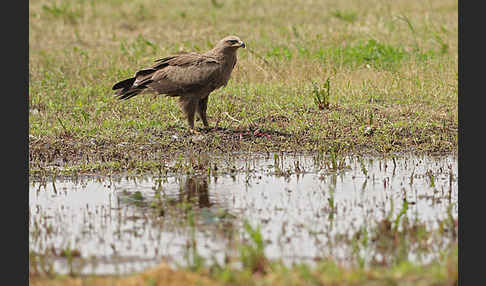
{"left": 29, "top": 0, "right": 457, "bottom": 176}
{"left": 331, "top": 9, "right": 358, "bottom": 23}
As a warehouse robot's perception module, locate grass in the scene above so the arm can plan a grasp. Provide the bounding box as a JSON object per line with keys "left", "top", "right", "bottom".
{"left": 29, "top": 0, "right": 457, "bottom": 177}
{"left": 30, "top": 213, "right": 458, "bottom": 285}
{"left": 29, "top": 0, "right": 457, "bottom": 284}
{"left": 30, "top": 185, "right": 458, "bottom": 284}
{"left": 30, "top": 157, "right": 458, "bottom": 285}
{"left": 331, "top": 9, "right": 358, "bottom": 23}
{"left": 30, "top": 258, "right": 458, "bottom": 286}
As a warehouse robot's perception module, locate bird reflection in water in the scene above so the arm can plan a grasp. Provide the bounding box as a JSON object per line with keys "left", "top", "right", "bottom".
{"left": 178, "top": 176, "right": 213, "bottom": 208}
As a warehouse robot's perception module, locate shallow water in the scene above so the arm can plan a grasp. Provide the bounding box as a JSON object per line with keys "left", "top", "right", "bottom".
{"left": 29, "top": 153, "right": 457, "bottom": 275}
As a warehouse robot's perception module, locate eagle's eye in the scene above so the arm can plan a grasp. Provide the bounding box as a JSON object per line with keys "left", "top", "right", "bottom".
{"left": 227, "top": 39, "right": 238, "bottom": 44}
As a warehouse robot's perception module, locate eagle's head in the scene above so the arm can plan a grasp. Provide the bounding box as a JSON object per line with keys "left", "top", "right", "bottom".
{"left": 215, "top": 35, "right": 246, "bottom": 53}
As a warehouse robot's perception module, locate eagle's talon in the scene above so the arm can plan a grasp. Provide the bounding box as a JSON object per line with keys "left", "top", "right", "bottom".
{"left": 188, "top": 128, "right": 200, "bottom": 135}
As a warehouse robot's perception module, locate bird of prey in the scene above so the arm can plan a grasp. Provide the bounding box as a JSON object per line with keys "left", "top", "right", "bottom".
{"left": 112, "top": 35, "right": 246, "bottom": 133}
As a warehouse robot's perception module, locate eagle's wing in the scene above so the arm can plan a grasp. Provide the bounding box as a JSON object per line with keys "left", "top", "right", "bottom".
{"left": 134, "top": 53, "right": 221, "bottom": 96}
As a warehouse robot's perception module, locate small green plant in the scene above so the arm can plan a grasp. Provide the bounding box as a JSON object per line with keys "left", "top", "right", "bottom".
{"left": 120, "top": 35, "right": 158, "bottom": 59}
{"left": 60, "top": 245, "right": 81, "bottom": 277}
{"left": 393, "top": 199, "right": 409, "bottom": 232}
{"left": 239, "top": 220, "right": 267, "bottom": 274}
{"left": 433, "top": 32, "right": 449, "bottom": 54}
{"left": 322, "top": 40, "right": 408, "bottom": 69}
{"left": 426, "top": 169, "right": 436, "bottom": 188}
{"left": 328, "top": 187, "right": 336, "bottom": 224}
{"left": 42, "top": 2, "right": 83, "bottom": 24}
{"left": 358, "top": 157, "right": 368, "bottom": 176}
{"left": 395, "top": 14, "right": 419, "bottom": 52}
{"left": 211, "top": 0, "right": 224, "bottom": 8}
{"left": 130, "top": 191, "right": 144, "bottom": 202}
{"left": 331, "top": 9, "right": 357, "bottom": 23}
{"left": 297, "top": 264, "right": 322, "bottom": 285}
{"left": 311, "top": 78, "right": 331, "bottom": 110}
{"left": 266, "top": 46, "right": 293, "bottom": 60}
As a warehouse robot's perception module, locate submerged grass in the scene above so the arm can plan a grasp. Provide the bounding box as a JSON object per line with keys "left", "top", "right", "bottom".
{"left": 31, "top": 208, "right": 458, "bottom": 285}
{"left": 29, "top": 0, "right": 457, "bottom": 284}
{"left": 30, "top": 213, "right": 458, "bottom": 285}
{"left": 29, "top": 156, "right": 458, "bottom": 285}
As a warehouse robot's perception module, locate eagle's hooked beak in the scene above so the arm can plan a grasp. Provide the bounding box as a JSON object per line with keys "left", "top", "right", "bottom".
{"left": 239, "top": 41, "right": 246, "bottom": 48}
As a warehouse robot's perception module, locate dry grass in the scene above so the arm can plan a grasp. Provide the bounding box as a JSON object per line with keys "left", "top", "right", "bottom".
{"left": 30, "top": 263, "right": 213, "bottom": 286}
{"left": 30, "top": 252, "right": 457, "bottom": 286}
{"left": 29, "top": 0, "right": 457, "bottom": 172}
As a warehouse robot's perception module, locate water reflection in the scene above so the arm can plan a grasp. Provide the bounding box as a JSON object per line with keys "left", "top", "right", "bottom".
{"left": 29, "top": 153, "right": 458, "bottom": 275}
{"left": 178, "top": 177, "right": 212, "bottom": 209}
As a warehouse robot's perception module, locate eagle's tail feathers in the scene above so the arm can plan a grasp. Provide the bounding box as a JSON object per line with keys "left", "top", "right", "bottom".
{"left": 112, "top": 77, "right": 136, "bottom": 91}
{"left": 116, "top": 88, "right": 143, "bottom": 100}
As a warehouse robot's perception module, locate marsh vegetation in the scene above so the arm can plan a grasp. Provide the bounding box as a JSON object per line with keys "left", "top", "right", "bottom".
{"left": 29, "top": 0, "right": 458, "bottom": 285}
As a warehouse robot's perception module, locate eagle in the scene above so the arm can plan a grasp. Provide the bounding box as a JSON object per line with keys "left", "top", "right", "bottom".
{"left": 112, "top": 35, "right": 246, "bottom": 133}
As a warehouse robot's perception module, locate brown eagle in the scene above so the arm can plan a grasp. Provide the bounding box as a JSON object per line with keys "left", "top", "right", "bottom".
{"left": 112, "top": 35, "right": 246, "bottom": 133}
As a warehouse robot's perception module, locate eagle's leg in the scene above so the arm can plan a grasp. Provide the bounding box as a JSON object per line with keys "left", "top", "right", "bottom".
{"left": 178, "top": 96, "right": 198, "bottom": 133}
{"left": 196, "top": 96, "right": 209, "bottom": 129}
